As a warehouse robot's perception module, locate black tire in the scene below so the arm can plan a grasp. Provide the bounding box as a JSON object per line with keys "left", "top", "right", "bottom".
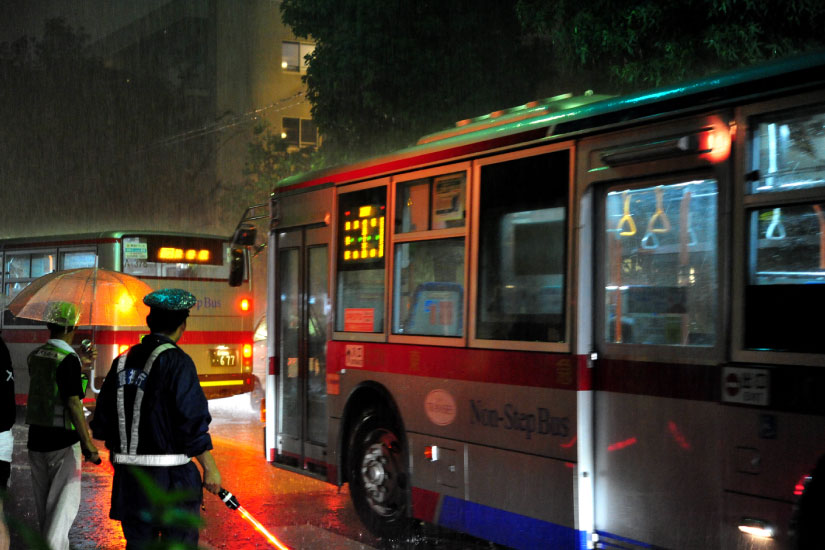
{"left": 347, "top": 408, "right": 413, "bottom": 540}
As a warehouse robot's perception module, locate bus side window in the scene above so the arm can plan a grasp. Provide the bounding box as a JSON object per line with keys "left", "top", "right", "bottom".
{"left": 392, "top": 172, "right": 466, "bottom": 338}
{"left": 61, "top": 251, "right": 97, "bottom": 269}
{"left": 336, "top": 186, "right": 387, "bottom": 333}
{"left": 476, "top": 151, "right": 568, "bottom": 343}
{"left": 3, "top": 251, "right": 56, "bottom": 327}
{"left": 744, "top": 105, "right": 825, "bottom": 353}
{"left": 394, "top": 240, "right": 464, "bottom": 336}
{"left": 604, "top": 180, "right": 718, "bottom": 346}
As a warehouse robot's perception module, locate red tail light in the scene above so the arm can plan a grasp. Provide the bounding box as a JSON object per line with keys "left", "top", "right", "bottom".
{"left": 242, "top": 343, "right": 253, "bottom": 367}
{"left": 118, "top": 344, "right": 130, "bottom": 354}
{"left": 795, "top": 474, "right": 812, "bottom": 497}
{"left": 239, "top": 298, "right": 251, "bottom": 312}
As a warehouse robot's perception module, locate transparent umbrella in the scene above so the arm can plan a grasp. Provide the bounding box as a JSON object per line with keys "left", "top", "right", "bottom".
{"left": 7, "top": 267, "right": 153, "bottom": 327}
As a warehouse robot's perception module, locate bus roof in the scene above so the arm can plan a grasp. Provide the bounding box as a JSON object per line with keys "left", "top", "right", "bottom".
{"left": 275, "top": 50, "right": 825, "bottom": 193}
{"left": 0, "top": 230, "right": 230, "bottom": 250}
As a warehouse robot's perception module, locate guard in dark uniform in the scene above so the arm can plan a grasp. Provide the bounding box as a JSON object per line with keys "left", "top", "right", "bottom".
{"left": 91, "top": 289, "right": 222, "bottom": 550}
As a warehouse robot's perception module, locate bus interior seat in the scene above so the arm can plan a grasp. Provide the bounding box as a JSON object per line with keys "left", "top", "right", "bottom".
{"left": 406, "top": 282, "right": 463, "bottom": 337}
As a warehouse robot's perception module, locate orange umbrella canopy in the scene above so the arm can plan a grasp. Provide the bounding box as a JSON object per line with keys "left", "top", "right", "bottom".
{"left": 7, "top": 267, "right": 153, "bottom": 327}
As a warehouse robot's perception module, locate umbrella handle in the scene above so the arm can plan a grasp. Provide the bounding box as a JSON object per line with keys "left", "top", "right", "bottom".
{"left": 87, "top": 327, "right": 102, "bottom": 394}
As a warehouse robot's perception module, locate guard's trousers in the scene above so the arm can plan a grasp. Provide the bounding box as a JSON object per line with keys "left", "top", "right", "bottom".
{"left": 29, "top": 443, "right": 82, "bottom": 550}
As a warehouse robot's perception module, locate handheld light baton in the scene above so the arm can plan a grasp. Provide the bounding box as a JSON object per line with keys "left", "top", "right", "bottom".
{"left": 217, "top": 488, "right": 292, "bottom": 550}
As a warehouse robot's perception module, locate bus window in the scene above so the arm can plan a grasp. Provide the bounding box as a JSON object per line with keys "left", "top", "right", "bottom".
{"left": 121, "top": 235, "right": 229, "bottom": 279}
{"left": 61, "top": 251, "right": 97, "bottom": 269}
{"left": 604, "top": 179, "right": 718, "bottom": 346}
{"left": 396, "top": 173, "right": 466, "bottom": 233}
{"left": 748, "top": 106, "right": 825, "bottom": 194}
{"left": 476, "top": 152, "right": 568, "bottom": 342}
{"left": 2, "top": 251, "right": 57, "bottom": 326}
{"left": 392, "top": 172, "right": 466, "bottom": 337}
{"left": 393, "top": 239, "right": 464, "bottom": 337}
{"left": 336, "top": 186, "right": 387, "bottom": 333}
{"left": 744, "top": 104, "right": 825, "bottom": 353}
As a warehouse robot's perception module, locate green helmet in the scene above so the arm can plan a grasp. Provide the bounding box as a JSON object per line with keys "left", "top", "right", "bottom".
{"left": 44, "top": 301, "right": 80, "bottom": 327}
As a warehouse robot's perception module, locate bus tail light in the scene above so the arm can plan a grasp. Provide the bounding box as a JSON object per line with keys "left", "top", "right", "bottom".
{"left": 795, "top": 473, "right": 812, "bottom": 497}
{"left": 242, "top": 344, "right": 253, "bottom": 368}
{"left": 118, "top": 344, "right": 130, "bottom": 355}
{"left": 239, "top": 298, "right": 251, "bottom": 313}
{"left": 738, "top": 518, "right": 775, "bottom": 539}
{"left": 424, "top": 445, "right": 439, "bottom": 461}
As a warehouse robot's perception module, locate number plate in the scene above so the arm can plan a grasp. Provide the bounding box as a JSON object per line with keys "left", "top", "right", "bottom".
{"left": 209, "top": 348, "right": 238, "bottom": 367}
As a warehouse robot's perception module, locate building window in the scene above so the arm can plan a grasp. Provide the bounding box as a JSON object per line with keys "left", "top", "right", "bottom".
{"left": 281, "top": 41, "right": 315, "bottom": 73}
{"left": 282, "top": 117, "right": 318, "bottom": 147}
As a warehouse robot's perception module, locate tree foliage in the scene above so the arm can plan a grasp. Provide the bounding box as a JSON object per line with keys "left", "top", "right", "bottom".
{"left": 281, "top": 0, "right": 825, "bottom": 165}
{"left": 516, "top": 0, "right": 825, "bottom": 92}
{"left": 235, "top": 122, "right": 321, "bottom": 208}
{"left": 281, "top": 0, "right": 547, "bottom": 163}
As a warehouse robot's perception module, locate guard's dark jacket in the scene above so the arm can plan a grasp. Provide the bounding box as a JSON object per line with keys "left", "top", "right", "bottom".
{"left": 90, "top": 334, "right": 213, "bottom": 521}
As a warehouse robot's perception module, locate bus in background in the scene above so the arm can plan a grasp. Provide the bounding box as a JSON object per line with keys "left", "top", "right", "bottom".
{"left": 233, "top": 52, "right": 825, "bottom": 549}
{"left": 1, "top": 231, "right": 255, "bottom": 404}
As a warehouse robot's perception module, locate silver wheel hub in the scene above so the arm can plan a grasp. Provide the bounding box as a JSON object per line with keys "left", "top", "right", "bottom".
{"left": 360, "top": 438, "right": 398, "bottom": 515}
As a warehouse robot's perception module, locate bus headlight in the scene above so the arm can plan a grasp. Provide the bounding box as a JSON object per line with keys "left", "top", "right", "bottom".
{"left": 738, "top": 518, "right": 774, "bottom": 539}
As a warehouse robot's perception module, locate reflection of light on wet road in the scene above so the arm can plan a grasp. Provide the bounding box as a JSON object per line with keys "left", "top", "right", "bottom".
{"left": 202, "top": 394, "right": 380, "bottom": 549}
{"left": 0, "top": 394, "right": 492, "bottom": 549}
{"left": 74, "top": 446, "right": 128, "bottom": 548}
{"left": 236, "top": 505, "right": 292, "bottom": 550}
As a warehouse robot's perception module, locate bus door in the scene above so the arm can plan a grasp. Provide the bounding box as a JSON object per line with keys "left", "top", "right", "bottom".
{"left": 582, "top": 115, "right": 728, "bottom": 549}
{"left": 274, "top": 225, "right": 330, "bottom": 476}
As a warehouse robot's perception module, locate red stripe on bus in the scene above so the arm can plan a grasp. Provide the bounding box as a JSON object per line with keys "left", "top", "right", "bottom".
{"left": 280, "top": 129, "right": 546, "bottom": 193}
{"left": 412, "top": 487, "right": 440, "bottom": 523}
{"left": 2, "top": 328, "right": 251, "bottom": 345}
{"left": 595, "top": 358, "right": 717, "bottom": 402}
{"left": 328, "top": 341, "right": 588, "bottom": 390}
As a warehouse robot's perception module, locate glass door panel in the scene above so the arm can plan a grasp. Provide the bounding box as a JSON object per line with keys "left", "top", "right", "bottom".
{"left": 307, "top": 245, "right": 328, "bottom": 444}
{"left": 274, "top": 228, "right": 330, "bottom": 473}
{"left": 278, "top": 247, "right": 300, "bottom": 440}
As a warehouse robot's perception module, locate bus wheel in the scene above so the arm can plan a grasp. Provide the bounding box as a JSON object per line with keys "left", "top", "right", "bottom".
{"left": 347, "top": 409, "right": 412, "bottom": 540}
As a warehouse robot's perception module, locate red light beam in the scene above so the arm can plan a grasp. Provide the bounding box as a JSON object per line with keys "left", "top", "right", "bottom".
{"left": 237, "top": 506, "right": 292, "bottom": 550}
{"left": 218, "top": 488, "right": 291, "bottom": 550}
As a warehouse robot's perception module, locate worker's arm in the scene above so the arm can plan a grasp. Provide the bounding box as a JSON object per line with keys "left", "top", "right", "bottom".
{"left": 65, "top": 395, "right": 100, "bottom": 464}
{"left": 195, "top": 450, "right": 221, "bottom": 494}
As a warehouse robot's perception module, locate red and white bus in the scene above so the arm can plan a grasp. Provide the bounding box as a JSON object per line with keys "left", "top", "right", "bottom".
{"left": 1, "top": 231, "right": 255, "bottom": 404}
{"left": 236, "top": 52, "right": 825, "bottom": 549}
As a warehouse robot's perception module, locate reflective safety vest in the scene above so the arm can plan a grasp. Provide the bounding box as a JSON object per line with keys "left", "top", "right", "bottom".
{"left": 111, "top": 343, "right": 190, "bottom": 467}
{"left": 25, "top": 342, "right": 76, "bottom": 430}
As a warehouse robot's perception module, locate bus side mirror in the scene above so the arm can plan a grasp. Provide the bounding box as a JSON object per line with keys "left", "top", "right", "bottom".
{"left": 232, "top": 223, "right": 257, "bottom": 247}
{"left": 228, "top": 248, "right": 245, "bottom": 287}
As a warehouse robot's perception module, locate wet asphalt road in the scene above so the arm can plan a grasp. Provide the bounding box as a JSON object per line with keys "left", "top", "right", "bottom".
{"left": 6, "top": 396, "right": 497, "bottom": 550}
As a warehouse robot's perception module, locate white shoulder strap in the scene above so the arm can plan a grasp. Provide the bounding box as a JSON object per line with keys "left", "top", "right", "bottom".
{"left": 115, "top": 344, "right": 175, "bottom": 455}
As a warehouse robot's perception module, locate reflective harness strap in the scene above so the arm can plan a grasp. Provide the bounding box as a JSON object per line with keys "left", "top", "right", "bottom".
{"left": 116, "top": 344, "right": 175, "bottom": 456}
{"left": 128, "top": 344, "right": 174, "bottom": 455}
{"left": 115, "top": 354, "right": 129, "bottom": 454}
{"left": 112, "top": 453, "right": 190, "bottom": 467}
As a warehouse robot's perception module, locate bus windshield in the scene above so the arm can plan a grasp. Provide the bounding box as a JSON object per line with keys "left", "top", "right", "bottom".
{"left": 121, "top": 234, "right": 231, "bottom": 279}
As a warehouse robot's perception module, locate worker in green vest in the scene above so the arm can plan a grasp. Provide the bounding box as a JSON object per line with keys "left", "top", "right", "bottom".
{"left": 26, "top": 300, "right": 99, "bottom": 550}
